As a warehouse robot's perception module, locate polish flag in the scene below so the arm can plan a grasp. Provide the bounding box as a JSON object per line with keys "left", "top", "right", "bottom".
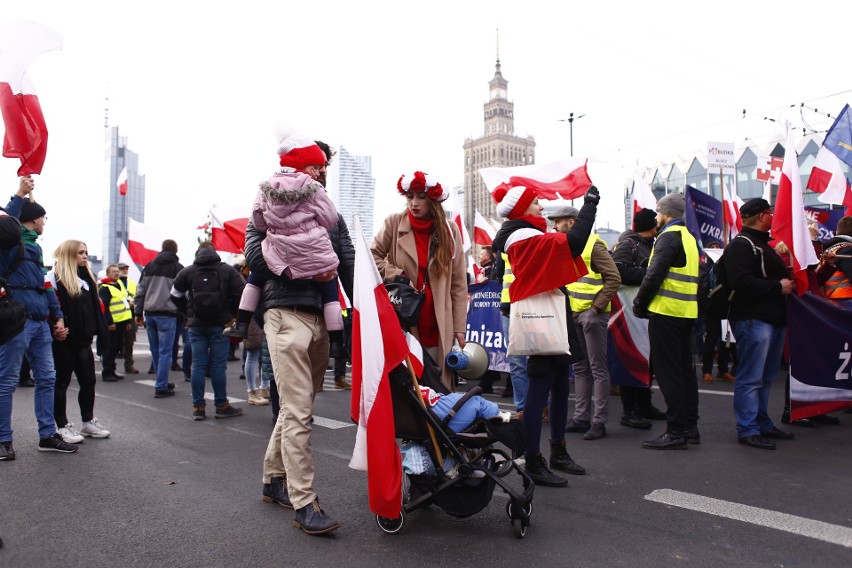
{"left": 210, "top": 207, "right": 249, "bottom": 254}
{"left": 631, "top": 172, "right": 657, "bottom": 217}
{"left": 473, "top": 210, "right": 495, "bottom": 245}
{"left": 771, "top": 123, "right": 820, "bottom": 295}
{"left": 807, "top": 146, "right": 852, "bottom": 215}
{"left": 479, "top": 157, "right": 593, "bottom": 201}
{"left": 127, "top": 217, "right": 166, "bottom": 266}
{"left": 443, "top": 185, "right": 471, "bottom": 253}
{"left": 349, "top": 215, "right": 410, "bottom": 520}
{"left": 468, "top": 254, "right": 483, "bottom": 282}
{"left": 118, "top": 242, "right": 142, "bottom": 283}
{"left": 721, "top": 184, "right": 743, "bottom": 240}
{"left": 0, "top": 21, "right": 63, "bottom": 176}
{"left": 116, "top": 166, "right": 128, "bottom": 196}
{"left": 403, "top": 331, "right": 425, "bottom": 377}
{"left": 504, "top": 228, "right": 587, "bottom": 302}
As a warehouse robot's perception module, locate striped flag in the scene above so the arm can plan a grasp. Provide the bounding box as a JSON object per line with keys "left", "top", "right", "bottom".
{"left": 349, "top": 215, "right": 409, "bottom": 519}
{"left": 116, "top": 166, "right": 128, "bottom": 196}
{"left": 480, "top": 157, "right": 593, "bottom": 201}
{"left": 209, "top": 206, "right": 249, "bottom": 254}
{"left": 473, "top": 210, "right": 495, "bottom": 245}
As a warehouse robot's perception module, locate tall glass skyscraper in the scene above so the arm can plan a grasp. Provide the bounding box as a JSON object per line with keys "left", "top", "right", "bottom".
{"left": 102, "top": 126, "right": 145, "bottom": 264}
{"left": 327, "top": 145, "right": 376, "bottom": 238}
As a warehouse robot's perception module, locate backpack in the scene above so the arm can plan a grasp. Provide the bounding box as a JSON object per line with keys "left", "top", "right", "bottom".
{"left": 704, "top": 235, "right": 764, "bottom": 320}
{"left": 190, "top": 265, "right": 223, "bottom": 321}
{"left": 0, "top": 242, "right": 28, "bottom": 345}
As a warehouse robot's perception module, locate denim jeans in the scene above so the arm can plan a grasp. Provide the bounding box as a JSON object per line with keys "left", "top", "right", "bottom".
{"left": 147, "top": 315, "right": 177, "bottom": 391}
{"left": 501, "top": 313, "right": 528, "bottom": 411}
{"left": 189, "top": 326, "right": 229, "bottom": 407}
{"left": 731, "top": 319, "right": 785, "bottom": 438}
{"left": 0, "top": 319, "right": 57, "bottom": 441}
{"left": 244, "top": 348, "right": 261, "bottom": 391}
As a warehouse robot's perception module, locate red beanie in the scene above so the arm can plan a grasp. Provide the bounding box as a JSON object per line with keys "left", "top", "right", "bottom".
{"left": 277, "top": 133, "right": 325, "bottom": 171}
{"left": 495, "top": 185, "right": 537, "bottom": 219}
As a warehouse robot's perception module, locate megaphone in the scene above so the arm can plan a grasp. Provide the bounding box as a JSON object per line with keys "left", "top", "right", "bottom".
{"left": 445, "top": 341, "right": 489, "bottom": 380}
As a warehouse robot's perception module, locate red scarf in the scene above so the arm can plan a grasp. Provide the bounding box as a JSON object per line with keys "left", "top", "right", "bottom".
{"left": 407, "top": 211, "right": 439, "bottom": 347}
{"left": 516, "top": 214, "right": 547, "bottom": 232}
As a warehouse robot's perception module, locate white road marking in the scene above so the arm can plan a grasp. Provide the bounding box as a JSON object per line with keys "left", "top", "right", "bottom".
{"left": 645, "top": 489, "right": 852, "bottom": 549}
{"left": 313, "top": 416, "right": 355, "bottom": 429}
{"left": 134, "top": 380, "right": 246, "bottom": 403}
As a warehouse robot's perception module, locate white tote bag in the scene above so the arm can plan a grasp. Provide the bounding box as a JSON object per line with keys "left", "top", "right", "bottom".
{"left": 507, "top": 289, "right": 570, "bottom": 356}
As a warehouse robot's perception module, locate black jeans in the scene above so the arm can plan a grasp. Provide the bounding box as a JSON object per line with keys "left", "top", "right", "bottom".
{"left": 52, "top": 341, "right": 97, "bottom": 426}
{"left": 102, "top": 326, "right": 125, "bottom": 373}
{"left": 523, "top": 358, "right": 571, "bottom": 458}
{"left": 648, "top": 314, "right": 699, "bottom": 433}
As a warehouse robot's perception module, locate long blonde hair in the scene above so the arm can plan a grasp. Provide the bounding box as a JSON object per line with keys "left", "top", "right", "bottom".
{"left": 53, "top": 240, "right": 95, "bottom": 298}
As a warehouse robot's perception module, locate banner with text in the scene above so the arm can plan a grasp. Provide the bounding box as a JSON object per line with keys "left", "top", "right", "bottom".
{"left": 466, "top": 280, "right": 509, "bottom": 373}
{"left": 684, "top": 185, "right": 724, "bottom": 250}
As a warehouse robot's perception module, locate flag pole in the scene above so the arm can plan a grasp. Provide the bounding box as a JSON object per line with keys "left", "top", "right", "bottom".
{"left": 720, "top": 168, "right": 728, "bottom": 246}
{"left": 405, "top": 355, "right": 444, "bottom": 469}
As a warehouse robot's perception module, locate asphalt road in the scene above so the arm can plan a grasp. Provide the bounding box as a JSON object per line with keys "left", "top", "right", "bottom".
{"left": 2, "top": 336, "right": 851, "bottom": 568}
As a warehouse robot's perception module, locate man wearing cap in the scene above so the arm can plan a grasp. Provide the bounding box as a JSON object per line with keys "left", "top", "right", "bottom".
{"left": 118, "top": 263, "right": 139, "bottom": 374}
{"left": 1, "top": 176, "right": 77, "bottom": 460}
{"left": 611, "top": 208, "right": 667, "bottom": 429}
{"left": 633, "top": 192, "right": 700, "bottom": 450}
{"left": 720, "top": 198, "right": 794, "bottom": 450}
{"left": 558, "top": 205, "right": 621, "bottom": 441}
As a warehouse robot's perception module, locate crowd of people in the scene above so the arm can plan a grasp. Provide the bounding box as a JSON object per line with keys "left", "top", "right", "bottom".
{"left": 1, "top": 130, "right": 850, "bottom": 538}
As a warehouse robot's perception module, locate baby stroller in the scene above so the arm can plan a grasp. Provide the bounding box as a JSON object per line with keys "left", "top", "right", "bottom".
{"left": 375, "top": 352, "right": 534, "bottom": 539}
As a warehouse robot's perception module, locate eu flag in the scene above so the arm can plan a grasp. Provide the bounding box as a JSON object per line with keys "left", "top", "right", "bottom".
{"left": 823, "top": 104, "right": 852, "bottom": 168}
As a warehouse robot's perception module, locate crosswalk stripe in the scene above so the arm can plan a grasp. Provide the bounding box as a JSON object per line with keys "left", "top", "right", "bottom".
{"left": 133, "top": 380, "right": 246, "bottom": 403}
{"left": 645, "top": 489, "right": 852, "bottom": 549}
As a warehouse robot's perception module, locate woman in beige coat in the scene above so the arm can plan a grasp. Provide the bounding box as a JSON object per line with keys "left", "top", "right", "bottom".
{"left": 371, "top": 171, "right": 468, "bottom": 391}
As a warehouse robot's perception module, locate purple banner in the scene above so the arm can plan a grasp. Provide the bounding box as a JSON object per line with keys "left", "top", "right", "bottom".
{"left": 684, "top": 185, "right": 724, "bottom": 250}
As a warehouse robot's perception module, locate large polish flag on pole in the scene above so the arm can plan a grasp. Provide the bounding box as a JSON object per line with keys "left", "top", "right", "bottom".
{"left": 771, "top": 123, "right": 819, "bottom": 295}
{"left": 210, "top": 206, "right": 249, "bottom": 254}
{"left": 479, "top": 157, "right": 593, "bottom": 201}
{"left": 721, "top": 184, "right": 743, "bottom": 241}
{"left": 473, "top": 210, "right": 495, "bottom": 246}
{"left": 0, "top": 21, "right": 63, "bottom": 176}
{"left": 118, "top": 242, "right": 142, "bottom": 283}
{"left": 127, "top": 217, "right": 166, "bottom": 266}
{"left": 631, "top": 170, "right": 657, "bottom": 224}
{"left": 349, "top": 214, "right": 410, "bottom": 519}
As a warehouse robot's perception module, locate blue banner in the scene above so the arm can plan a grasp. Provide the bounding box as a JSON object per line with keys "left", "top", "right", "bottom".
{"left": 465, "top": 280, "right": 509, "bottom": 372}
{"left": 684, "top": 185, "right": 724, "bottom": 250}
{"left": 823, "top": 104, "right": 852, "bottom": 169}
{"left": 805, "top": 206, "right": 845, "bottom": 240}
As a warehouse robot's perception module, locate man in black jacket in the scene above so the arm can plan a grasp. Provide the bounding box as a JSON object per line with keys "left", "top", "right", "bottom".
{"left": 249, "top": 141, "right": 347, "bottom": 536}
{"left": 611, "top": 208, "right": 665, "bottom": 429}
{"left": 722, "top": 198, "right": 794, "bottom": 450}
{"left": 135, "top": 239, "right": 183, "bottom": 398}
{"left": 170, "top": 242, "right": 245, "bottom": 418}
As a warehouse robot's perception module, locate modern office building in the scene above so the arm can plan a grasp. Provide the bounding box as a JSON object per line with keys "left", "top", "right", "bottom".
{"left": 463, "top": 55, "right": 535, "bottom": 232}
{"left": 327, "top": 145, "right": 376, "bottom": 238}
{"left": 102, "top": 126, "right": 145, "bottom": 263}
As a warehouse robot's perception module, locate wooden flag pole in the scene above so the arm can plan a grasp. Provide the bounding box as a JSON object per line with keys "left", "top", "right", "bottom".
{"left": 405, "top": 355, "right": 444, "bottom": 469}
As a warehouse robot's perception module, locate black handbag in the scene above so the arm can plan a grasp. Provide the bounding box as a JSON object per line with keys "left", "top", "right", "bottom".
{"left": 385, "top": 282, "right": 426, "bottom": 328}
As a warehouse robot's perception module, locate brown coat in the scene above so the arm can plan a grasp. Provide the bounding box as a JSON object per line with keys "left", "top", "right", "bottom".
{"left": 371, "top": 211, "right": 468, "bottom": 391}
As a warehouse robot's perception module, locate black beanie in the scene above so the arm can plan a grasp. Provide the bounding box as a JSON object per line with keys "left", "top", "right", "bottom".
{"left": 633, "top": 208, "right": 657, "bottom": 232}
{"left": 18, "top": 200, "right": 46, "bottom": 223}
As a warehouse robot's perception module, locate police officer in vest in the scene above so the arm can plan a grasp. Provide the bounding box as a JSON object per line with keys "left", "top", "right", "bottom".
{"left": 557, "top": 206, "right": 621, "bottom": 441}
{"left": 117, "top": 263, "right": 139, "bottom": 374}
{"left": 98, "top": 264, "right": 133, "bottom": 382}
{"left": 633, "top": 193, "right": 700, "bottom": 450}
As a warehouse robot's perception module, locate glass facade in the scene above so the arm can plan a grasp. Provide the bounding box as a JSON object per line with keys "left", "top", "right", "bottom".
{"left": 102, "top": 126, "right": 146, "bottom": 265}
{"left": 326, "top": 146, "right": 376, "bottom": 238}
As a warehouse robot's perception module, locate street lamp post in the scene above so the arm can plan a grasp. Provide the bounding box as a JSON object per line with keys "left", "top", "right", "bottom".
{"left": 558, "top": 112, "right": 586, "bottom": 156}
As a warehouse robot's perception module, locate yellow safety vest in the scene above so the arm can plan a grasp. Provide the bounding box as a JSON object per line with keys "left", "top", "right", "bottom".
{"left": 500, "top": 252, "right": 514, "bottom": 304}
{"left": 647, "top": 224, "right": 699, "bottom": 318}
{"left": 102, "top": 282, "right": 133, "bottom": 323}
{"left": 567, "top": 234, "right": 610, "bottom": 313}
{"left": 122, "top": 278, "right": 137, "bottom": 298}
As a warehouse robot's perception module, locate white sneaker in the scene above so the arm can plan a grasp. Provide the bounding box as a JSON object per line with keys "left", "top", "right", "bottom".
{"left": 80, "top": 418, "right": 111, "bottom": 439}
{"left": 57, "top": 424, "right": 85, "bottom": 444}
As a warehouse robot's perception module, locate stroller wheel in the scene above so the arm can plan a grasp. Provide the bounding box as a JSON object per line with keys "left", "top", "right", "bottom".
{"left": 376, "top": 510, "right": 406, "bottom": 535}
{"left": 512, "top": 518, "right": 527, "bottom": 538}
{"left": 505, "top": 500, "right": 533, "bottom": 520}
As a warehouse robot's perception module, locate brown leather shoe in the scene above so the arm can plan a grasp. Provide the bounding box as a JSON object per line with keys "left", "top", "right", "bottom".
{"left": 702, "top": 373, "right": 714, "bottom": 384}
{"left": 719, "top": 372, "right": 736, "bottom": 382}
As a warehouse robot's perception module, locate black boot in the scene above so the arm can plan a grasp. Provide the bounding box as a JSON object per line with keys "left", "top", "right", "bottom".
{"left": 524, "top": 454, "right": 568, "bottom": 487}
{"left": 549, "top": 440, "right": 586, "bottom": 475}
{"left": 262, "top": 476, "right": 293, "bottom": 509}
{"left": 328, "top": 330, "right": 345, "bottom": 359}
{"left": 620, "top": 411, "right": 652, "bottom": 430}
{"left": 293, "top": 500, "right": 340, "bottom": 535}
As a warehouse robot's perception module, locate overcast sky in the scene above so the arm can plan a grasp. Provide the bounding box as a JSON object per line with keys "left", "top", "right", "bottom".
{"left": 1, "top": 1, "right": 848, "bottom": 264}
